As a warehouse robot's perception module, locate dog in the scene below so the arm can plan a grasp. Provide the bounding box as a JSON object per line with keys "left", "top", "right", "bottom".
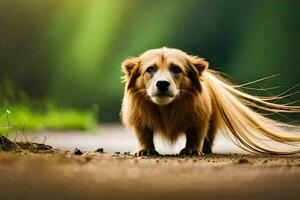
{"left": 121, "top": 47, "right": 300, "bottom": 156}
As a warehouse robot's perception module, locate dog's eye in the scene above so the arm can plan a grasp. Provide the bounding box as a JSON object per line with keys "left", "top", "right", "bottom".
{"left": 146, "top": 66, "right": 157, "bottom": 74}
{"left": 170, "top": 65, "right": 182, "bottom": 74}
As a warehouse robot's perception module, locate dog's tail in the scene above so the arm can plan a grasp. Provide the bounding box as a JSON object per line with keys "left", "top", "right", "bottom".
{"left": 203, "top": 70, "right": 300, "bottom": 154}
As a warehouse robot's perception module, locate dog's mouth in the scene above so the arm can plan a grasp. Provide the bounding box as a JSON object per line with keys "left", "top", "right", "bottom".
{"left": 150, "top": 92, "right": 175, "bottom": 105}
{"left": 151, "top": 92, "right": 174, "bottom": 98}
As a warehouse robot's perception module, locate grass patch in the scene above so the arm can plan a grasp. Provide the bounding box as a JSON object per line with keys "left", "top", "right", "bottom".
{"left": 0, "top": 110, "right": 13, "bottom": 137}
{"left": 0, "top": 104, "right": 98, "bottom": 132}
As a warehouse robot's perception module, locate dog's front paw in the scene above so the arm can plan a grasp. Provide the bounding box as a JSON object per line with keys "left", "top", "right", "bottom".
{"left": 135, "top": 148, "right": 160, "bottom": 157}
{"left": 179, "top": 147, "right": 202, "bottom": 156}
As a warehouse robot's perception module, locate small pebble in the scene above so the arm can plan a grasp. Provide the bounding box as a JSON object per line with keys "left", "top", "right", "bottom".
{"left": 114, "top": 152, "right": 120, "bottom": 155}
{"left": 238, "top": 158, "right": 249, "bottom": 164}
{"left": 95, "top": 148, "right": 104, "bottom": 153}
{"left": 74, "top": 148, "right": 83, "bottom": 155}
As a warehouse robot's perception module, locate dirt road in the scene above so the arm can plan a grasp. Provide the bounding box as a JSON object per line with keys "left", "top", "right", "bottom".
{"left": 1, "top": 124, "right": 300, "bottom": 200}
{"left": 0, "top": 151, "right": 300, "bottom": 200}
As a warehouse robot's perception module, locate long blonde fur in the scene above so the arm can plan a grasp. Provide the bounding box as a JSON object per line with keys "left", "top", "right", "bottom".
{"left": 203, "top": 70, "right": 300, "bottom": 154}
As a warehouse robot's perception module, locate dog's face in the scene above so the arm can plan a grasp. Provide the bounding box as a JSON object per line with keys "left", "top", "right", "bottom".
{"left": 122, "top": 48, "right": 208, "bottom": 105}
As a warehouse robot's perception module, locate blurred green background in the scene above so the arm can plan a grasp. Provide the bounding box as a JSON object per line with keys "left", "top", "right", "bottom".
{"left": 0, "top": 0, "right": 299, "bottom": 127}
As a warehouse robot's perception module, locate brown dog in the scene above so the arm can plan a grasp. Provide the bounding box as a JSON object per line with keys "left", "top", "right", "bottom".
{"left": 121, "top": 47, "right": 300, "bottom": 156}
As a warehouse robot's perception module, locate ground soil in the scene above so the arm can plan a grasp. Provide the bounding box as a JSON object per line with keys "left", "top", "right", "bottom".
{"left": 1, "top": 125, "right": 300, "bottom": 200}
{"left": 0, "top": 146, "right": 300, "bottom": 200}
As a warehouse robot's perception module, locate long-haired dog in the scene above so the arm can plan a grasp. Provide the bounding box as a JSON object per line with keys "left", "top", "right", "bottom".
{"left": 121, "top": 47, "right": 300, "bottom": 156}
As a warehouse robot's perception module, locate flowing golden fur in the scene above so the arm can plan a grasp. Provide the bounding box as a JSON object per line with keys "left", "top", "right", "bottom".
{"left": 121, "top": 47, "right": 300, "bottom": 156}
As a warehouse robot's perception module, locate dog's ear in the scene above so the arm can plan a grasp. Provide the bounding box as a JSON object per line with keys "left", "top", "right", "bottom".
{"left": 122, "top": 57, "right": 139, "bottom": 77}
{"left": 187, "top": 56, "right": 209, "bottom": 76}
{"left": 121, "top": 57, "right": 141, "bottom": 89}
{"left": 185, "top": 56, "right": 208, "bottom": 91}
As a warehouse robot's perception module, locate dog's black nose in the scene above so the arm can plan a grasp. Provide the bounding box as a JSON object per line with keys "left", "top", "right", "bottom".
{"left": 156, "top": 80, "right": 170, "bottom": 92}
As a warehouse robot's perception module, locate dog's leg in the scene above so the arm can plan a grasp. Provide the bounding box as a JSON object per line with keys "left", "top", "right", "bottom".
{"left": 202, "top": 118, "right": 217, "bottom": 154}
{"left": 203, "top": 137, "right": 213, "bottom": 154}
{"left": 134, "top": 126, "right": 159, "bottom": 156}
{"left": 179, "top": 126, "right": 208, "bottom": 156}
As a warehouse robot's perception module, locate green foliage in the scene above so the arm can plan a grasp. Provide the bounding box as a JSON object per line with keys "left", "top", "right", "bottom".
{"left": 0, "top": 104, "right": 98, "bottom": 132}
{"left": 0, "top": 110, "right": 13, "bottom": 137}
